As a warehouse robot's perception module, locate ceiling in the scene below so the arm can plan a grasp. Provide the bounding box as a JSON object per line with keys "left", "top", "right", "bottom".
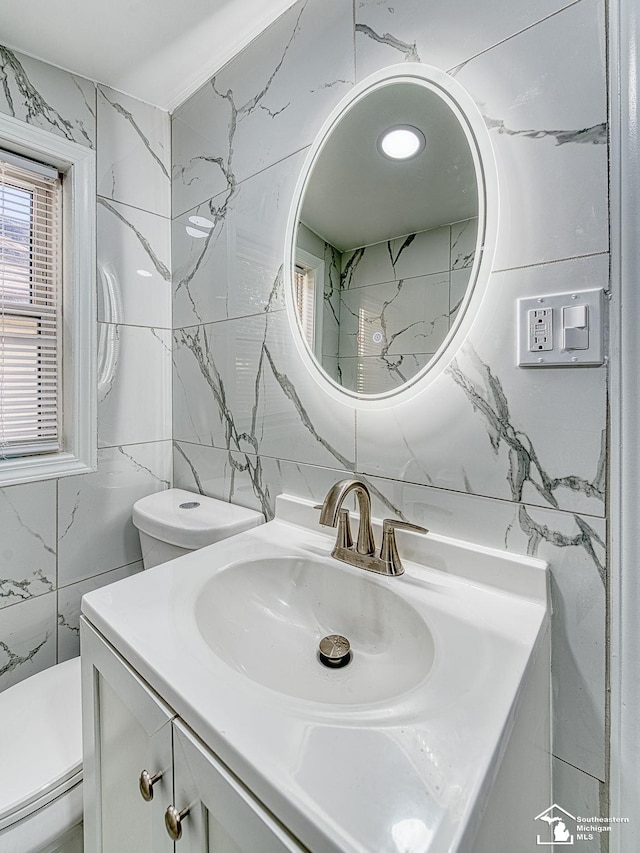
{"left": 0, "top": 0, "right": 298, "bottom": 111}
{"left": 300, "top": 81, "right": 478, "bottom": 252}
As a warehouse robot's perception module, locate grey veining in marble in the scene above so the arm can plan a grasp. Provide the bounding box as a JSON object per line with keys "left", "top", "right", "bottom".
{"left": 97, "top": 198, "right": 171, "bottom": 327}
{"left": 57, "top": 562, "right": 142, "bottom": 662}
{"left": 356, "top": 254, "right": 608, "bottom": 517}
{"left": 0, "top": 482, "right": 56, "bottom": 610}
{"left": 0, "top": 45, "right": 95, "bottom": 147}
{"left": 174, "top": 151, "right": 305, "bottom": 329}
{"left": 171, "top": 0, "right": 354, "bottom": 217}
{"left": 0, "top": 592, "right": 56, "bottom": 692}
{"left": 354, "top": 0, "right": 578, "bottom": 82}
{"left": 453, "top": 0, "right": 607, "bottom": 271}
{"left": 97, "top": 85, "right": 170, "bottom": 216}
{"left": 174, "top": 268, "right": 355, "bottom": 469}
{"left": 447, "top": 348, "right": 605, "bottom": 518}
{"left": 57, "top": 442, "right": 172, "bottom": 587}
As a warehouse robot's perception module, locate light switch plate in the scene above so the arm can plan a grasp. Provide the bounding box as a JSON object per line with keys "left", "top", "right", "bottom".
{"left": 517, "top": 288, "right": 605, "bottom": 367}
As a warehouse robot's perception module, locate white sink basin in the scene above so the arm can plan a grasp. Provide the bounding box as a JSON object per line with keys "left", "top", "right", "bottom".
{"left": 82, "top": 493, "right": 550, "bottom": 853}
{"left": 195, "top": 556, "right": 434, "bottom": 705}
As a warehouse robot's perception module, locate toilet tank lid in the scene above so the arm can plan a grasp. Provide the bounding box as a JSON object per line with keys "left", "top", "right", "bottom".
{"left": 132, "top": 488, "right": 264, "bottom": 549}
{"left": 0, "top": 658, "right": 82, "bottom": 826}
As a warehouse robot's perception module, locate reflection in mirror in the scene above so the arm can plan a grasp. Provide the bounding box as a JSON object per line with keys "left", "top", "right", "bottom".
{"left": 293, "top": 79, "right": 479, "bottom": 396}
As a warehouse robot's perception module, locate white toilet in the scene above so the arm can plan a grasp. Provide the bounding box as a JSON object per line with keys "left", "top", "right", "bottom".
{"left": 0, "top": 489, "right": 263, "bottom": 852}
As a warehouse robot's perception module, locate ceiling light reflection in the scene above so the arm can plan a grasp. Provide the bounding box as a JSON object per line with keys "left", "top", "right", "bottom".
{"left": 186, "top": 226, "right": 208, "bottom": 238}
{"left": 378, "top": 125, "right": 426, "bottom": 161}
{"left": 391, "top": 818, "right": 432, "bottom": 853}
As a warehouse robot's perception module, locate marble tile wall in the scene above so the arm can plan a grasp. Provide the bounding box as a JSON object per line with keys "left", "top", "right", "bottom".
{"left": 337, "top": 221, "right": 476, "bottom": 393}
{"left": 171, "top": 0, "right": 609, "bottom": 832}
{"left": 0, "top": 48, "right": 172, "bottom": 691}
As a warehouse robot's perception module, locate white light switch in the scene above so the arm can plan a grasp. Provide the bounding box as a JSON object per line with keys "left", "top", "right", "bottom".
{"left": 562, "top": 304, "right": 589, "bottom": 350}
{"left": 517, "top": 288, "right": 604, "bottom": 367}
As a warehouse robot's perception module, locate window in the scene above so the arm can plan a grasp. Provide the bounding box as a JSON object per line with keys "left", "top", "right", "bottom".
{"left": 294, "top": 262, "right": 316, "bottom": 349}
{"left": 0, "top": 153, "right": 62, "bottom": 458}
{"left": 294, "top": 249, "right": 324, "bottom": 354}
{"left": 0, "top": 116, "right": 96, "bottom": 486}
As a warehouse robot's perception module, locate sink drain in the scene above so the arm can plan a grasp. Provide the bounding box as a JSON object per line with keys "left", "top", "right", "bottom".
{"left": 318, "top": 634, "right": 351, "bottom": 668}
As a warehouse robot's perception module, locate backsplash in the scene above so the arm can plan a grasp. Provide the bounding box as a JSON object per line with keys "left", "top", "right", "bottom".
{"left": 0, "top": 51, "right": 171, "bottom": 689}
{"left": 171, "top": 0, "right": 608, "bottom": 840}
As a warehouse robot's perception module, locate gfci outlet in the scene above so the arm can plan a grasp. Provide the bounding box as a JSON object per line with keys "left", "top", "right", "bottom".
{"left": 517, "top": 288, "right": 605, "bottom": 367}
{"left": 528, "top": 308, "right": 553, "bottom": 352}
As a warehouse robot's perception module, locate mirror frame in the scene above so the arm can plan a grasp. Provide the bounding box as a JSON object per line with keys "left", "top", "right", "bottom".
{"left": 284, "top": 63, "right": 499, "bottom": 408}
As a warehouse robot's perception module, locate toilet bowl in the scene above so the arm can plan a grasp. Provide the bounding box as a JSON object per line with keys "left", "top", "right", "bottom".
{"left": 0, "top": 658, "right": 83, "bottom": 853}
{"left": 0, "top": 489, "right": 263, "bottom": 852}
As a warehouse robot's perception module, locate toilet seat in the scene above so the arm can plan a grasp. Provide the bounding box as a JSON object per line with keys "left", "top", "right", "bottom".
{"left": 0, "top": 657, "right": 82, "bottom": 834}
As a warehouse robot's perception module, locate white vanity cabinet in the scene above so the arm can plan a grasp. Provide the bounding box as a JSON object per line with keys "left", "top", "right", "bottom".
{"left": 81, "top": 618, "right": 306, "bottom": 853}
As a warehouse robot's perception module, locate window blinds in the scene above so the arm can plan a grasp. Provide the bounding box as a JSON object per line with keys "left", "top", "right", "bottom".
{"left": 294, "top": 263, "right": 315, "bottom": 349}
{"left": 0, "top": 153, "right": 61, "bottom": 458}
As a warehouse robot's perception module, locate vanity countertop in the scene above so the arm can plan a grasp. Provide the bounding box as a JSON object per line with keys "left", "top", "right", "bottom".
{"left": 81, "top": 494, "right": 548, "bottom": 853}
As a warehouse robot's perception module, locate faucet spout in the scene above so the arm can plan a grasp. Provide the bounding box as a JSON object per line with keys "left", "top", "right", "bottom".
{"left": 319, "top": 479, "right": 428, "bottom": 576}
{"left": 319, "top": 478, "right": 375, "bottom": 555}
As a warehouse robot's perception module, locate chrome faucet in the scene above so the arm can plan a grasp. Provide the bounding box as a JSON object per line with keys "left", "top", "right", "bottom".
{"left": 318, "top": 478, "right": 427, "bottom": 576}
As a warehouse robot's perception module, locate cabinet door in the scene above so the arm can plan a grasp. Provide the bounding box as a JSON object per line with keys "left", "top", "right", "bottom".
{"left": 81, "top": 618, "right": 175, "bottom": 853}
{"left": 172, "top": 721, "right": 306, "bottom": 853}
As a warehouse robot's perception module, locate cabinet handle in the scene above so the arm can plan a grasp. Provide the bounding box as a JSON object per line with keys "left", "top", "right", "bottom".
{"left": 139, "top": 769, "right": 163, "bottom": 802}
{"left": 165, "top": 804, "right": 190, "bottom": 841}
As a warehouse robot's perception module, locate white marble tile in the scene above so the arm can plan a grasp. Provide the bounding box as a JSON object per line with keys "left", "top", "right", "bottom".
{"left": 342, "top": 227, "right": 451, "bottom": 290}
{"left": 454, "top": 0, "right": 608, "bottom": 271}
{"left": 57, "top": 442, "right": 171, "bottom": 587}
{"left": 97, "top": 85, "right": 170, "bottom": 216}
{"left": 98, "top": 324, "right": 171, "bottom": 448}
{"left": 450, "top": 219, "right": 477, "bottom": 270}
{"left": 97, "top": 198, "right": 171, "bottom": 328}
{"left": 338, "top": 273, "right": 451, "bottom": 357}
{"left": 173, "top": 150, "right": 305, "bottom": 329}
{"left": 0, "top": 45, "right": 95, "bottom": 147}
{"left": 174, "top": 310, "right": 355, "bottom": 470}
{"left": 360, "top": 474, "right": 605, "bottom": 779}
{"left": 173, "top": 442, "right": 350, "bottom": 520}
{"left": 552, "top": 759, "right": 605, "bottom": 852}
{"left": 450, "top": 268, "right": 472, "bottom": 322}
{"left": 57, "top": 562, "right": 142, "bottom": 663}
{"left": 171, "top": 0, "right": 354, "bottom": 217}
{"left": 355, "top": 0, "right": 577, "bottom": 82}
{"left": 0, "top": 481, "right": 56, "bottom": 610}
{"left": 356, "top": 254, "right": 608, "bottom": 517}
{"left": 0, "top": 592, "right": 56, "bottom": 692}
{"left": 338, "top": 353, "right": 433, "bottom": 395}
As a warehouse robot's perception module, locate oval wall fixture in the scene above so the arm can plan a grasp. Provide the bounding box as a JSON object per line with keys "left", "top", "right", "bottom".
{"left": 284, "top": 63, "right": 499, "bottom": 408}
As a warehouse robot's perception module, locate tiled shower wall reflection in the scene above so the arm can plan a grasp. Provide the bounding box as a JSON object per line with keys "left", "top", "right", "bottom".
{"left": 0, "top": 48, "right": 172, "bottom": 690}
{"left": 171, "top": 0, "right": 609, "bottom": 841}
{"left": 337, "top": 219, "right": 476, "bottom": 393}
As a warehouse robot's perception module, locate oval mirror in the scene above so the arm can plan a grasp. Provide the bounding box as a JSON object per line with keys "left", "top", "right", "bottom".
{"left": 286, "top": 65, "right": 496, "bottom": 400}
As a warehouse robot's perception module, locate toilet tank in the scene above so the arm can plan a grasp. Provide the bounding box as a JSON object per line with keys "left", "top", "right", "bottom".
{"left": 132, "top": 488, "right": 264, "bottom": 569}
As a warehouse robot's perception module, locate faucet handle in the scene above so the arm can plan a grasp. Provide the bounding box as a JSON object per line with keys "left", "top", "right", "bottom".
{"left": 382, "top": 519, "right": 428, "bottom": 536}
{"left": 380, "top": 518, "right": 428, "bottom": 576}
{"left": 336, "top": 508, "right": 353, "bottom": 549}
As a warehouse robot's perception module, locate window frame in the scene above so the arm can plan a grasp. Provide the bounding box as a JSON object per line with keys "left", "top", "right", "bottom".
{"left": 0, "top": 113, "right": 96, "bottom": 486}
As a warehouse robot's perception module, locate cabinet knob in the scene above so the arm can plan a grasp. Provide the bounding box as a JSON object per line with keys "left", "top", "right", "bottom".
{"left": 138, "top": 769, "right": 163, "bottom": 802}
{"left": 165, "top": 804, "right": 190, "bottom": 841}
